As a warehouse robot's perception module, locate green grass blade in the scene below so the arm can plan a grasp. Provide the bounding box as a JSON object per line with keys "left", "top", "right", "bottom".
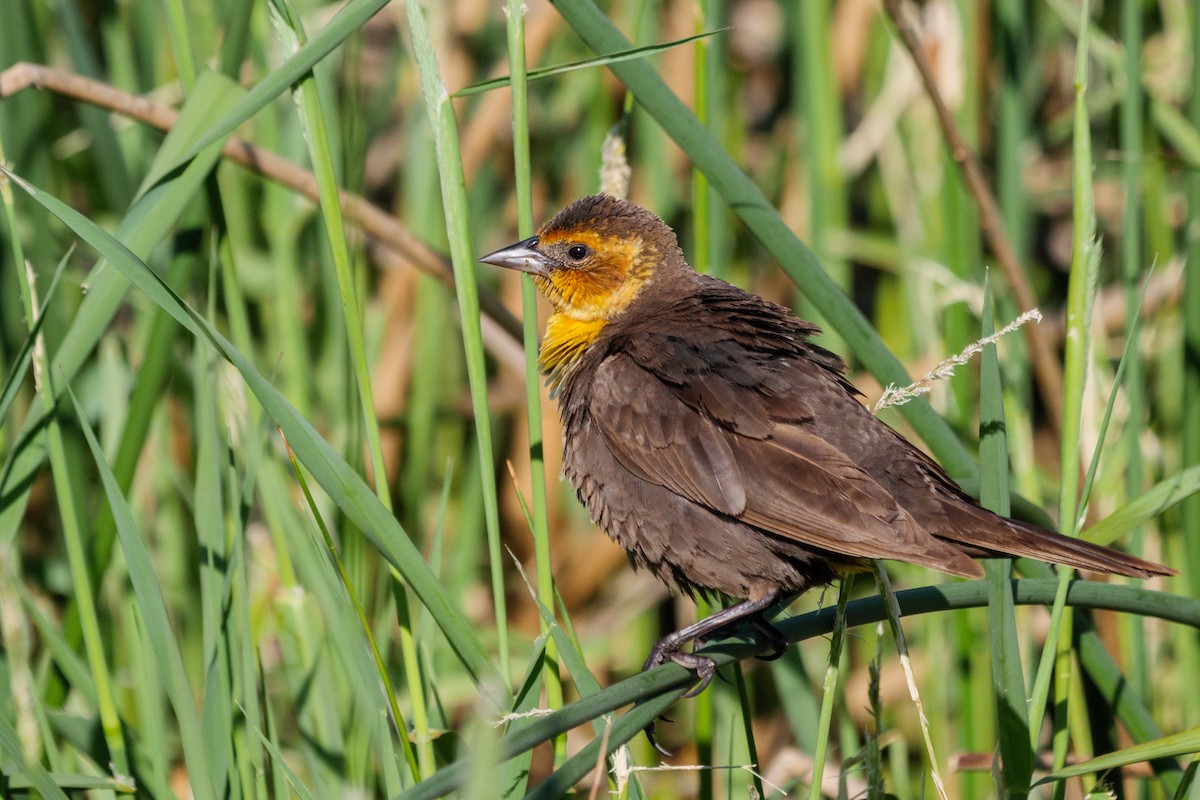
{"left": 9, "top": 198, "right": 128, "bottom": 782}
{"left": 64, "top": 385, "right": 218, "bottom": 800}
{"left": 1072, "top": 620, "right": 1183, "bottom": 792}
{"left": 1037, "top": 726, "right": 1200, "bottom": 786}
{"left": 0, "top": 713, "right": 70, "bottom": 800}
{"left": 256, "top": 728, "right": 319, "bottom": 800}
{"left": 808, "top": 577, "right": 854, "bottom": 800}
{"left": 405, "top": 0, "right": 510, "bottom": 688}
{"left": 0, "top": 165, "right": 505, "bottom": 700}
{"left": 0, "top": 69, "right": 242, "bottom": 549}
{"left": 504, "top": 0, "right": 562, "bottom": 768}
{"left": 0, "top": 250, "right": 67, "bottom": 426}
{"left": 16, "top": 584, "right": 96, "bottom": 702}
{"left": 162, "top": 0, "right": 198, "bottom": 92}
{"left": 1029, "top": 0, "right": 1098, "bottom": 769}
{"left": 267, "top": 0, "right": 393, "bottom": 511}
{"left": 151, "top": 0, "right": 392, "bottom": 183}
{"left": 1184, "top": 0, "right": 1200, "bottom": 598}
{"left": 1151, "top": 100, "right": 1200, "bottom": 167}
{"left": 283, "top": 441, "right": 421, "bottom": 782}
{"left": 1082, "top": 466, "right": 1200, "bottom": 548}
{"left": 979, "top": 278, "right": 1032, "bottom": 796}
{"left": 454, "top": 28, "right": 726, "bottom": 96}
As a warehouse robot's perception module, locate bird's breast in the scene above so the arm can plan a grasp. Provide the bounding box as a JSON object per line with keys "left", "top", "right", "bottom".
{"left": 539, "top": 312, "right": 607, "bottom": 393}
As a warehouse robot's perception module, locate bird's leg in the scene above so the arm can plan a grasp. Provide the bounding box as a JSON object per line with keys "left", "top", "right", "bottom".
{"left": 642, "top": 589, "right": 785, "bottom": 697}
{"left": 640, "top": 590, "right": 788, "bottom": 754}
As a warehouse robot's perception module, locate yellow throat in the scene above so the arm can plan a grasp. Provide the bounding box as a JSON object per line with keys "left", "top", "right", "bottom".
{"left": 533, "top": 232, "right": 655, "bottom": 391}
{"left": 539, "top": 313, "right": 607, "bottom": 391}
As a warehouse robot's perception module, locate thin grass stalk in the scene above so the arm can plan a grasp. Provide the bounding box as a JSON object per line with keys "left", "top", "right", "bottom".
{"left": 2, "top": 158, "right": 132, "bottom": 787}
{"left": 394, "top": 114, "right": 446, "bottom": 776}
{"left": 1120, "top": 0, "right": 1150, "bottom": 729}
{"left": 726, "top": 663, "right": 763, "bottom": 799}
{"left": 226, "top": 474, "right": 267, "bottom": 800}
{"left": 0, "top": 715, "right": 70, "bottom": 800}
{"left": 193, "top": 290, "right": 239, "bottom": 799}
{"left": 1076, "top": 281, "right": 1152, "bottom": 556}
{"left": 940, "top": 0, "right": 984, "bottom": 430}
{"left": 1036, "top": 273, "right": 1152, "bottom": 797}
{"left": 23, "top": 279, "right": 131, "bottom": 781}
{"left": 2, "top": 163, "right": 505, "bottom": 697}
{"left": 994, "top": 0, "right": 1029, "bottom": 262}
{"left": 260, "top": 183, "right": 314, "bottom": 417}
{"left": 0, "top": 544, "right": 38, "bottom": 775}
{"left": 405, "top": 0, "right": 511, "bottom": 686}
{"left": 65, "top": 385, "right": 220, "bottom": 800}
{"left": 979, "top": 278, "right": 1033, "bottom": 796}
{"left": 1029, "top": 4, "right": 1097, "bottom": 787}
{"left": 875, "top": 565, "right": 948, "bottom": 800}
{"left": 216, "top": 0, "right": 254, "bottom": 77}
{"left": 129, "top": 607, "right": 171, "bottom": 796}
{"left": 157, "top": 0, "right": 392, "bottom": 179}
{"left": 807, "top": 576, "right": 853, "bottom": 800}
{"left": 453, "top": 29, "right": 723, "bottom": 99}
{"left": 0, "top": 74, "right": 242, "bottom": 709}
{"left": 1183, "top": 0, "right": 1200, "bottom": 614}
{"left": 161, "top": 0, "right": 197, "bottom": 93}
{"left": 691, "top": 0, "right": 717, "bottom": 277}
{"left": 267, "top": 0, "right": 393, "bottom": 511}
{"left": 504, "top": 0, "right": 562, "bottom": 762}
{"left": 1178, "top": 0, "right": 1200, "bottom": 747}
{"left": 796, "top": 0, "right": 847, "bottom": 351}
{"left": 695, "top": 640, "right": 715, "bottom": 800}
{"left": 692, "top": 5, "right": 719, "bottom": 791}
{"left": 275, "top": 593, "right": 343, "bottom": 793}
{"left": 49, "top": 0, "right": 134, "bottom": 208}
{"left": 283, "top": 444, "right": 421, "bottom": 782}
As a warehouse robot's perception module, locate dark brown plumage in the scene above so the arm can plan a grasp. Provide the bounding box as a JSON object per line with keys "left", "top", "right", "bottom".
{"left": 480, "top": 194, "right": 1172, "bottom": 693}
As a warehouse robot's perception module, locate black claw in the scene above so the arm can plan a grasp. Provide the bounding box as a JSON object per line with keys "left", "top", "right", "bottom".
{"left": 757, "top": 644, "right": 788, "bottom": 661}
{"left": 747, "top": 613, "right": 790, "bottom": 661}
{"left": 643, "top": 720, "right": 673, "bottom": 757}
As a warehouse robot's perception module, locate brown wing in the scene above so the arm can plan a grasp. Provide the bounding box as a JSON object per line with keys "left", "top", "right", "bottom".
{"left": 589, "top": 353, "right": 984, "bottom": 577}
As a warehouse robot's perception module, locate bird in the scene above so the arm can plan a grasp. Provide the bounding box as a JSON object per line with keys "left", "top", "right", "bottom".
{"left": 479, "top": 193, "right": 1173, "bottom": 696}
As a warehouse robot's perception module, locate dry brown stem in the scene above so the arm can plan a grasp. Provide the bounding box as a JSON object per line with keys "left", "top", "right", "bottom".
{"left": 0, "top": 61, "right": 523, "bottom": 353}
{"left": 880, "top": 0, "right": 1066, "bottom": 436}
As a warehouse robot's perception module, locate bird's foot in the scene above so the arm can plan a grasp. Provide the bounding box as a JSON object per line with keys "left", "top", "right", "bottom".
{"left": 642, "top": 642, "right": 717, "bottom": 699}
{"left": 640, "top": 642, "right": 717, "bottom": 756}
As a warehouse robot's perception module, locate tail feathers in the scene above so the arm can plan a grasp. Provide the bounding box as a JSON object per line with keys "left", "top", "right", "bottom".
{"left": 940, "top": 509, "right": 1175, "bottom": 579}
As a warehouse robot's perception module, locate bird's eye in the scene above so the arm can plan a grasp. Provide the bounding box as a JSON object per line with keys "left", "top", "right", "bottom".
{"left": 566, "top": 244, "right": 591, "bottom": 262}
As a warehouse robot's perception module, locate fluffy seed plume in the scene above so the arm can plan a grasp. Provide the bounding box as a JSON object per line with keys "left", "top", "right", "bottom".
{"left": 872, "top": 308, "right": 1043, "bottom": 413}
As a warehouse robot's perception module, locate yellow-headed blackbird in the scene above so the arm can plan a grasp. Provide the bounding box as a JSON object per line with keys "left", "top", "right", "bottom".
{"left": 481, "top": 194, "right": 1172, "bottom": 692}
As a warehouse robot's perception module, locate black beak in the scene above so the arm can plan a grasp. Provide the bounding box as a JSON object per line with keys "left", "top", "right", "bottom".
{"left": 478, "top": 236, "right": 557, "bottom": 276}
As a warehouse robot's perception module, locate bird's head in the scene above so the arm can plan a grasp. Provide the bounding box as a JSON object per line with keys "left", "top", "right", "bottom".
{"left": 479, "top": 195, "right": 684, "bottom": 322}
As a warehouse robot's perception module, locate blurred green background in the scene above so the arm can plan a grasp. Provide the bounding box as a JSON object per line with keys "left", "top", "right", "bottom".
{"left": 1, "top": 0, "right": 1198, "bottom": 797}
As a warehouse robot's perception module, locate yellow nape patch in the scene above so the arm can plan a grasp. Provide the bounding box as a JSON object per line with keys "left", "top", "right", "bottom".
{"left": 540, "top": 313, "right": 607, "bottom": 389}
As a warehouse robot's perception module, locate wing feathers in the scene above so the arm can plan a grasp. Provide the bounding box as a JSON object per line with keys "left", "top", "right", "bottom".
{"left": 590, "top": 354, "right": 982, "bottom": 577}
